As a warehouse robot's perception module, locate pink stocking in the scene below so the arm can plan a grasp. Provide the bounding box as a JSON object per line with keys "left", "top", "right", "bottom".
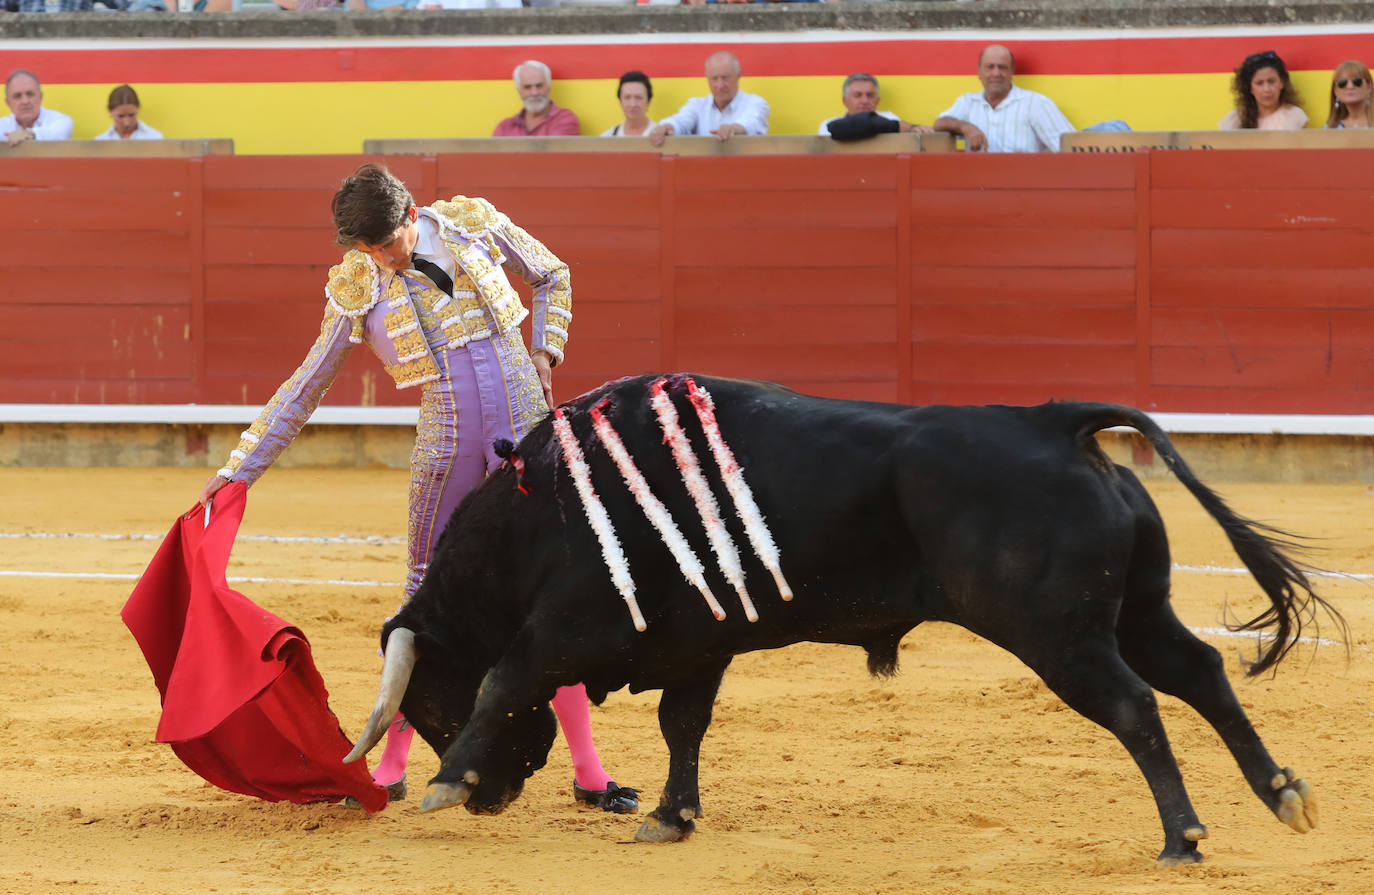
{"left": 372, "top": 713, "right": 414, "bottom": 787}
{"left": 551, "top": 683, "right": 611, "bottom": 790}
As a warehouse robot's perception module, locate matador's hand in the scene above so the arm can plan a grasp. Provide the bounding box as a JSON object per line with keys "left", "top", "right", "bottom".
{"left": 531, "top": 350, "right": 554, "bottom": 409}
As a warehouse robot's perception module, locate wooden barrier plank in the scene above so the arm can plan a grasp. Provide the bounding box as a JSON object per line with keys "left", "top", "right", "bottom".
{"left": 1147, "top": 384, "right": 1374, "bottom": 414}
{"left": 912, "top": 266, "right": 1134, "bottom": 306}
{"left": 0, "top": 267, "right": 189, "bottom": 305}
{"left": 204, "top": 301, "right": 329, "bottom": 342}
{"left": 568, "top": 263, "right": 662, "bottom": 303}
{"left": 1150, "top": 268, "right": 1374, "bottom": 310}
{"left": 203, "top": 189, "right": 337, "bottom": 229}
{"left": 674, "top": 344, "right": 897, "bottom": 381}
{"left": 5, "top": 379, "right": 197, "bottom": 404}
{"left": 912, "top": 343, "right": 1135, "bottom": 385}
{"left": 912, "top": 227, "right": 1135, "bottom": 268}
{"left": 674, "top": 155, "right": 896, "bottom": 192}
{"left": 676, "top": 267, "right": 896, "bottom": 306}
{"left": 675, "top": 227, "right": 895, "bottom": 268}
{"left": 436, "top": 153, "right": 661, "bottom": 190}
{"left": 202, "top": 155, "right": 427, "bottom": 190}
{"left": 1152, "top": 308, "right": 1346, "bottom": 349}
{"left": 677, "top": 190, "right": 897, "bottom": 230}
{"left": 911, "top": 305, "right": 1135, "bottom": 344}
{"left": 910, "top": 188, "right": 1136, "bottom": 230}
{"left": 558, "top": 338, "right": 663, "bottom": 380}
{"left": 0, "top": 230, "right": 188, "bottom": 269}
{"left": 202, "top": 227, "right": 341, "bottom": 266}
{"left": 1151, "top": 346, "right": 1360, "bottom": 388}
{"left": 1, "top": 306, "right": 192, "bottom": 379}
{"left": 910, "top": 153, "right": 1135, "bottom": 190}
{"left": 675, "top": 304, "right": 896, "bottom": 344}
{"left": 1153, "top": 228, "right": 1361, "bottom": 269}
{"left": 1152, "top": 188, "right": 1374, "bottom": 230}
{"left": 525, "top": 225, "right": 661, "bottom": 267}
{"left": 560, "top": 301, "right": 661, "bottom": 341}
{"left": 456, "top": 187, "right": 661, "bottom": 229}
{"left": 203, "top": 265, "right": 330, "bottom": 303}
{"left": 0, "top": 158, "right": 190, "bottom": 191}
{"left": 5, "top": 191, "right": 188, "bottom": 231}
{"left": 912, "top": 381, "right": 1141, "bottom": 407}
{"left": 1151, "top": 149, "right": 1374, "bottom": 191}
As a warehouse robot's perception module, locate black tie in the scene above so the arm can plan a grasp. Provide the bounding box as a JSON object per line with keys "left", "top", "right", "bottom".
{"left": 411, "top": 255, "right": 454, "bottom": 297}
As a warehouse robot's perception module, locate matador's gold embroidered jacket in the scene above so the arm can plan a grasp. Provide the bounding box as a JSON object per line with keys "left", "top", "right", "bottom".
{"left": 215, "top": 196, "right": 571, "bottom": 484}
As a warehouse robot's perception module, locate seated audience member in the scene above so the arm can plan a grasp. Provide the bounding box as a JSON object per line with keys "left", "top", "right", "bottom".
{"left": 1218, "top": 50, "right": 1307, "bottom": 130}
{"left": 1326, "top": 59, "right": 1371, "bottom": 129}
{"left": 648, "top": 51, "right": 769, "bottom": 146}
{"left": 94, "top": 85, "right": 164, "bottom": 141}
{"left": 602, "top": 71, "right": 655, "bottom": 137}
{"left": 2, "top": 69, "right": 74, "bottom": 146}
{"left": 932, "top": 45, "right": 1075, "bottom": 152}
{"left": 821, "top": 72, "right": 935, "bottom": 140}
{"left": 492, "top": 60, "right": 580, "bottom": 137}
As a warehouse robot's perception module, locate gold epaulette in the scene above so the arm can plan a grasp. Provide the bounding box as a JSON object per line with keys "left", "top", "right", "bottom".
{"left": 325, "top": 250, "right": 383, "bottom": 344}
{"left": 432, "top": 196, "right": 506, "bottom": 238}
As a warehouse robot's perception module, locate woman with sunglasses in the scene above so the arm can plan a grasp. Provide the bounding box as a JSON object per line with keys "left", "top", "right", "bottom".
{"left": 1326, "top": 60, "right": 1372, "bottom": 128}
{"left": 1219, "top": 50, "right": 1308, "bottom": 130}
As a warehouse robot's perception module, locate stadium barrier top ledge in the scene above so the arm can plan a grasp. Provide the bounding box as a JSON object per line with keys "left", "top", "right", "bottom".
{"left": 0, "top": 139, "right": 234, "bottom": 157}
{"left": 3, "top": 0, "right": 1374, "bottom": 40}
{"left": 363, "top": 133, "right": 953, "bottom": 155}
{"left": 3, "top": 404, "right": 1372, "bottom": 436}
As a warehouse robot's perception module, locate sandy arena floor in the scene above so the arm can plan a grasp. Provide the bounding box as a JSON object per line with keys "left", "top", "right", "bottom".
{"left": 2, "top": 466, "right": 1372, "bottom": 894}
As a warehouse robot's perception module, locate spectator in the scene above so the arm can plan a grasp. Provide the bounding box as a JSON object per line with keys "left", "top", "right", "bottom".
{"left": 2, "top": 69, "right": 74, "bottom": 147}
{"left": 932, "top": 45, "right": 1075, "bottom": 152}
{"left": 601, "top": 71, "right": 656, "bottom": 137}
{"left": 648, "top": 50, "right": 769, "bottom": 146}
{"left": 819, "top": 73, "right": 935, "bottom": 138}
{"left": 1326, "top": 59, "right": 1371, "bottom": 129}
{"left": 1218, "top": 50, "right": 1307, "bottom": 130}
{"left": 94, "top": 85, "right": 164, "bottom": 141}
{"left": 492, "top": 60, "right": 580, "bottom": 137}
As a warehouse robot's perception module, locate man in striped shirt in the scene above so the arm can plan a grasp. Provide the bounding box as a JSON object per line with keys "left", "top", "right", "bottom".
{"left": 933, "top": 45, "right": 1076, "bottom": 153}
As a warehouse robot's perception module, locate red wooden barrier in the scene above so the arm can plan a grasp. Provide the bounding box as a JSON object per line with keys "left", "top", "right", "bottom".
{"left": 2, "top": 150, "right": 1371, "bottom": 414}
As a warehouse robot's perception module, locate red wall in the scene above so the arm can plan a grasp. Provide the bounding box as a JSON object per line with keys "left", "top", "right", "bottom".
{"left": 4, "top": 150, "right": 1371, "bottom": 414}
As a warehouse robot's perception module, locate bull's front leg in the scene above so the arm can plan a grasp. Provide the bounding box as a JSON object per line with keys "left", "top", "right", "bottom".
{"left": 420, "top": 661, "right": 558, "bottom": 816}
{"left": 636, "top": 661, "right": 730, "bottom": 843}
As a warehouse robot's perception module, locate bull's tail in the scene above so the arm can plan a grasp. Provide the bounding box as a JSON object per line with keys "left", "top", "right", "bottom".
{"left": 1070, "top": 403, "right": 1348, "bottom": 676}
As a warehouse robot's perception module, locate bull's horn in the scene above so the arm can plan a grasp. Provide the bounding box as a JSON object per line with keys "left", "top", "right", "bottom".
{"left": 343, "top": 627, "right": 417, "bottom": 763}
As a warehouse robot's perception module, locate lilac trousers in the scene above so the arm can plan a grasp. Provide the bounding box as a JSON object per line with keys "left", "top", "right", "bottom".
{"left": 403, "top": 330, "right": 549, "bottom": 597}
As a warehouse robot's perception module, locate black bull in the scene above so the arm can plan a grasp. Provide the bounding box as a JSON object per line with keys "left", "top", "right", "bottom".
{"left": 346, "top": 373, "right": 1343, "bottom": 864}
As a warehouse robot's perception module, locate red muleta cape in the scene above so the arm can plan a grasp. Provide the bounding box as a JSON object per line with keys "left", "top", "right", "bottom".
{"left": 120, "top": 481, "right": 388, "bottom": 813}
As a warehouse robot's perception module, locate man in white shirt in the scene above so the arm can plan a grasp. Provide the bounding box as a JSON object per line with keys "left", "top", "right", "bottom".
{"left": 818, "top": 73, "right": 935, "bottom": 136}
{"left": 933, "top": 45, "right": 1075, "bottom": 152}
{"left": 648, "top": 50, "right": 769, "bottom": 146}
{"left": 2, "top": 69, "right": 74, "bottom": 147}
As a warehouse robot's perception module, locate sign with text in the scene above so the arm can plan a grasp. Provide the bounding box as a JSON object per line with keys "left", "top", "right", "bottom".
{"left": 1061, "top": 129, "right": 1374, "bottom": 152}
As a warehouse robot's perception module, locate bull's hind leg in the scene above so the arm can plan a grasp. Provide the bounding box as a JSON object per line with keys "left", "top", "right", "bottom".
{"left": 1021, "top": 638, "right": 1208, "bottom": 864}
{"left": 1118, "top": 597, "right": 1317, "bottom": 836}
{"left": 635, "top": 661, "right": 730, "bottom": 843}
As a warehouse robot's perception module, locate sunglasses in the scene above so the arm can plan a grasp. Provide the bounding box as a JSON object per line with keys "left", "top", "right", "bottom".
{"left": 1245, "top": 50, "right": 1280, "bottom": 65}
{"left": 1336, "top": 77, "right": 1367, "bottom": 89}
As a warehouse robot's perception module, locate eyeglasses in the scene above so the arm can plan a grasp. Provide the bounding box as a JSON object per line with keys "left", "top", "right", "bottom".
{"left": 1336, "top": 77, "right": 1367, "bottom": 89}
{"left": 1244, "top": 50, "right": 1280, "bottom": 66}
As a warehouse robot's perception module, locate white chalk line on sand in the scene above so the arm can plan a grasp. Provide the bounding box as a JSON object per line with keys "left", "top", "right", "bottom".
{"left": 0, "top": 554, "right": 1360, "bottom": 647}
{"left": 0, "top": 531, "right": 405, "bottom": 545}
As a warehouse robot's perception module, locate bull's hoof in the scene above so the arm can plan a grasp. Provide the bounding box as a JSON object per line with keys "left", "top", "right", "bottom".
{"left": 1273, "top": 768, "right": 1317, "bottom": 833}
{"left": 420, "top": 780, "right": 472, "bottom": 813}
{"left": 1156, "top": 823, "right": 1208, "bottom": 865}
{"left": 573, "top": 779, "right": 640, "bottom": 815}
{"left": 1157, "top": 847, "right": 1205, "bottom": 867}
{"left": 634, "top": 812, "right": 694, "bottom": 843}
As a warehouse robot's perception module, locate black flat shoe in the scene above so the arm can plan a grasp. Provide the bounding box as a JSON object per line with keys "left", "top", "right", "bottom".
{"left": 342, "top": 774, "right": 407, "bottom": 809}
{"left": 572, "top": 779, "right": 639, "bottom": 814}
